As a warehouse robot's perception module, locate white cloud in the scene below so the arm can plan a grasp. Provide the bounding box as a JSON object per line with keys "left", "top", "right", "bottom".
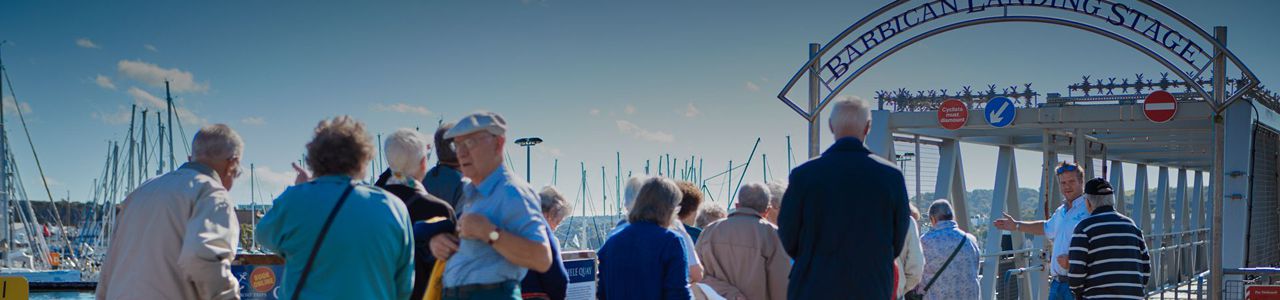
{"left": 745, "top": 81, "right": 761, "bottom": 92}
{"left": 2, "top": 95, "right": 32, "bottom": 116}
{"left": 94, "top": 74, "right": 117, "bottom": 90}
{"left": 235, "top": 166, "right": 296, "bottom": 203}
{"left": 128, "top": 86, "right": 206, "bottom": 125}
{"left": 589, "top": 108, "right": 601, "bottom": 116}
{"left": 680, "top": 103, "right": 701, "bottom": 118}
{"left": 241, "top": 116, "right": 266, "bottom": 126}
{"left": 144, "top": 44, "right": 158, "bottom": 52}
{"left": 624, "top": 104, "right": 636, "bottom": 115}
{"left": 91, "top": 105, "right": 133, "bottom": 125}
{"left": 537, "top": 146, "right": 563, "bottom": 157}
{"left": 44, "top": 176, "right": 63, "bottom": 188}
{"left": 75, "top": 38, "right": 100, "bottom": 49}
{"left": 372, "top": 103, "right": 433, "bottom": 117}
{"left": 117, "top": 59, "right": 209, "bottom": 93}
{"left": 616, "top": 120, "right": 674, "bottom": 143}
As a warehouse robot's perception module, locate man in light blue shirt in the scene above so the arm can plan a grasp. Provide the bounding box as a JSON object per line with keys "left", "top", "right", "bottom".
{"left": 993, "top": 161, "right": 1089, "bottom": 300}
{"left": 429, "top": 112, "right": 553, "bottom": 300}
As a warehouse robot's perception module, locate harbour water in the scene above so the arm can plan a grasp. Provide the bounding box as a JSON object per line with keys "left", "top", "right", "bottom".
{"left": 31, "top": 292, "right": 94, "bottom": 299}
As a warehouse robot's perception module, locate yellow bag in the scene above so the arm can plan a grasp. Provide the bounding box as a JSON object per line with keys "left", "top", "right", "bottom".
{"left": 423, "top": 260, "right": 447, "bottom": 300}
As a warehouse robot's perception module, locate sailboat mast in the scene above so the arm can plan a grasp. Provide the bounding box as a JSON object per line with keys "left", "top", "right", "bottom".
{"left": 139, "top": 110, "right": 148, "bottom": 183}
{"left": 615, "top": 152, "right": 620, "bottom": 217}
{"left": 250, "top": 164, "right": 256, "bottom": 251}
{"left": 166, "top": 81, "right": 175, "bottom": 172}
{"left": 126, "top": 105, "right": 137, "bottom": 192}
{"left": 0, "top": 43, "right": 10, "bottom": 266}
{"left": 156, "top": 111, "right": 164, "bottom": 175}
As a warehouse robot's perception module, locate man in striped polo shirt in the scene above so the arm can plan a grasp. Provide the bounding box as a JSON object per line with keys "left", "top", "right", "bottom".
{"left": 1066, "top": 178, "right": 1152, "bottom": 299}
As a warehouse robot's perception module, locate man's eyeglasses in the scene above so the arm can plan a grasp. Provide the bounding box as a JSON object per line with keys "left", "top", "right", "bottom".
{"left": 1055, "top": 163, "right": 1079, "bottom": 175}
{"left": 450, "top": 134, "right": 494, "bottom": 152}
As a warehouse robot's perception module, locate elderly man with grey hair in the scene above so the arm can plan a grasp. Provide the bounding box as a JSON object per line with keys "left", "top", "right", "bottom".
{"left": 696, "top": 182, "right": 790, "bottom": 300}
{"left": 1066, "top": 178, "right": 1150, "bottom": 299}
{"left": 764, "top": 180, "right": 786, "bottom": 225}
{"left": 915, "top": 199, "right": 980, "bottom": 300}
{"left": 98, "top": 124, "right": 244, "bottom": 300}
{"left": 428, "top": 111, "right": 553, "bottom": 300}
{"left": 778, "top": 99, "right": 911, "bottom": 299}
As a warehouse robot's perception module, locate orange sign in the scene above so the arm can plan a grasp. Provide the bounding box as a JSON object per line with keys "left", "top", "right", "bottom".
{"left": 250, "top": 266, "right": 277, "bottom": 293}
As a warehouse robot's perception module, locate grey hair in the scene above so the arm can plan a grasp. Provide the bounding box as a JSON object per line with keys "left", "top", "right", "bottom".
{"left": 1086, "top": 193, "right": 1114, "bottom": 208}
{"left": 384, "top": 128, "right": 430, "bottom": 177}
{"left": 191, "top": 124, "right": 243, "bottom": 162}
{"left": 928, "top": 199, "right": 955, "bottom": 221}
{"left": 539, "top": 186, "right": 573, "bottom": 224}
{"left": 736, "top": 182, "right": 772, "bottom": 213}
{"left": 623, "top": 176, "right": 648, "bottom": 211}
{"left": 828, "top": 98, "right": 872, "bottom": 137}
{"left": 766, "top": 180, "right": 787, "bottom": 209}
{"left": 627, "top": 177, "right": 681, "bottom": 227}
{"left": 696, "top": 205, "right": 728, "bottom": 228}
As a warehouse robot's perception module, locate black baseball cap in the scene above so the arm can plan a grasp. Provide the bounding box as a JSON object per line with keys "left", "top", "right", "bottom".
{"left": 1085, "top": 177, "right": 1114, "bottom": 195}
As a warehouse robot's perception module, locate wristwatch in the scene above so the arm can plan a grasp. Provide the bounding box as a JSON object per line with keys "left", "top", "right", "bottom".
{"left": 488, "top": 229, "right": 501, "bottom": 245}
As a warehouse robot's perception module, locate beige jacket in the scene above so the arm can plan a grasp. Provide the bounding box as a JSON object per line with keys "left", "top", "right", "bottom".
{"left": 694, "top": 207, "right": 790, "bottom": 300}
{"left": 96, "top": 162, "right": 241, "bottom": 300}
{"left": 896, "top": 218, "right": 925, "bottom": 297}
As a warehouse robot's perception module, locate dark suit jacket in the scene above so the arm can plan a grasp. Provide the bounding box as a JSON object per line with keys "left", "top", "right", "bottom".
{"left": 777, "top": 137, "right": 911, "bottom": 300}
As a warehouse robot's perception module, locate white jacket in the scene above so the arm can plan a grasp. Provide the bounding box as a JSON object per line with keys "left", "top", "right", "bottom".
{"left": 896, "top": 218, "right": 925, "bottom": 297}
{"left": 96, "top": 162, "right": 240, "bottom": 300}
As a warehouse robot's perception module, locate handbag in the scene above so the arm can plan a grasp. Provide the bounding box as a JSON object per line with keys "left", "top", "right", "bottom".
{"left": 290, "top": 184, "right": 356, "bottom": 300}
{"left": 903, "top": 237, "right": 968, "bottom": 300}
{"left": 423, "top": 259, "right": 448, "bottom": 300}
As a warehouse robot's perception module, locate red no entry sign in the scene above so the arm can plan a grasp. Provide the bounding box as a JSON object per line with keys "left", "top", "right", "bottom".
{"left": 1144, "top": 90, "right": 1178, "bottom": 123}
{"left": 938, "top": 99, "right": 968, "bottom": 130}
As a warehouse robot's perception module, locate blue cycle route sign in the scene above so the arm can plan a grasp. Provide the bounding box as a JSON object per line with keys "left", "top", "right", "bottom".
{"left": 984, "top": 97, "right": 1016, "bottom": 128}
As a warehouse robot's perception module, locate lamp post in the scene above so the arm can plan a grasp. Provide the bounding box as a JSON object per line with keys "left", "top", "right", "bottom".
{"left": 895, "top": 152, "right": 915, "bottom": 171}
{"left": 895, "top": 152, "right": 915, "bottom": 201}
{"left": 514, "top": 137, "right": 543, "bottom": 182}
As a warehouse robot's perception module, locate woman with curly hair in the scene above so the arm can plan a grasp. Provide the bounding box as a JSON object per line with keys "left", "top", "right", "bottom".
{"left": 257, "top": 116, "right": 415, "bottom": 300}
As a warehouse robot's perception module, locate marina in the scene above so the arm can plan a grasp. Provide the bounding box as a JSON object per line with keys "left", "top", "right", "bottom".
{"left": 3, "top": 0, "right": 1280, "bottom": 299}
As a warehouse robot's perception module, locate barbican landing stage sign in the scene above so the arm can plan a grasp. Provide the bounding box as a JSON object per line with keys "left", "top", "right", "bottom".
{"left": 776, "top": 0, "right": 1259, "bottom": 121}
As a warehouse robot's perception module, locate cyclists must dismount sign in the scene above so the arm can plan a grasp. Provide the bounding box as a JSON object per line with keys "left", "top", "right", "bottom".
{"left": 984, "top": 97, "right": 1016, "bottom": 128}
{"left": 938, "top": 99, "right": 968, "bottom": 130}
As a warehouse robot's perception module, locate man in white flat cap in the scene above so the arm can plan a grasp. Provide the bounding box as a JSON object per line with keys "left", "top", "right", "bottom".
{"left": 428, "top": 111, "right": 553, "bottom": 300}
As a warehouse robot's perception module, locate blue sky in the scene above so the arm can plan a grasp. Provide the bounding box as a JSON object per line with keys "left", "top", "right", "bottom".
{"left": 2, "top": 0, "right": 1278, "bottom": 215}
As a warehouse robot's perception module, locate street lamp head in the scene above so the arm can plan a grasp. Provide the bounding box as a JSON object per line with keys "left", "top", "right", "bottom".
{"left": 515, "top": 137, "right": 543, "bottom": 147}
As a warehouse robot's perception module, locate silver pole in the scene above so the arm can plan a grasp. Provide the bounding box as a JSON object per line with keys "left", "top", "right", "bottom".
{"left": 808, "top": 43, "right": 821, "bottom": 158}
{"left": 914, "top": 134, "right": 921, "bottom": 202}
{"left": 250, "top": 164, "right": 256, "bottom": 251}
{"left": 1209, "top": 26, "right": 1227, "bottom": 300}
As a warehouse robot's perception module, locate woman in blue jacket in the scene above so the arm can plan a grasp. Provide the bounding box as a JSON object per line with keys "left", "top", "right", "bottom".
{"left": 597, "top": 177, "right": 692, "bottom": 300}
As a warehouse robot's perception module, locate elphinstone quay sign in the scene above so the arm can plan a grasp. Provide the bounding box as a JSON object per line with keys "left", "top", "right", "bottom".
{"left": 776, "top": 0, "right": 1260, "bottom": 121}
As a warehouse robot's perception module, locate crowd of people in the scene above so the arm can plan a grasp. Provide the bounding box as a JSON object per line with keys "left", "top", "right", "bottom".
{"left": 95, "top": 99, "right": 1152, "bottom": 300}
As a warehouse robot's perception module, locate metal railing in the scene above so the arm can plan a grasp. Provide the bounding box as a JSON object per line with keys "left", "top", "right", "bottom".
{"left": 1145, "top": 228, "right": 1211, "bottom": 299}
{"left": 975, "top": 228, "right": 1212, "bottom": 299}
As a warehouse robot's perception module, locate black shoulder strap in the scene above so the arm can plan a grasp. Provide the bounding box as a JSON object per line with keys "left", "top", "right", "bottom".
{"left": 290, "top": 184, "right": 356, "bottom": 300}
{"left": 921, "top": 237, "right": 968, "bottom": 293}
